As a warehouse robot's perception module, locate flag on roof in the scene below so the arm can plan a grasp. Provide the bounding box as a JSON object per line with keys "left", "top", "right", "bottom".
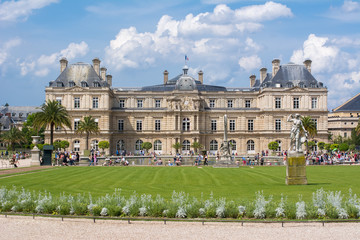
{"left": 185, "top": 55, "right": 189, "bottom": 61}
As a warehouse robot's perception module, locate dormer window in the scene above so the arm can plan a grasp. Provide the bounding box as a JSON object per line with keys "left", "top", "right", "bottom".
{"left": 56, "top": 82, "right": 63, "bottom": 87}
{"left": 93, "top": 82, "right": 100, "bottom": 87}
{"left": 299, "top": 82, "right": 304, "bottom": 88}
{"left": 310, "top": 83, "right": 316, "bottom": 88}
{"left": 287, "top": 82, "right": 293, "bottom": 88}
{"left": 69, "top": 81, "right": 75, "bottom": 87}
{"left": 81, "top": 81, "right": 88, "bottom": 87}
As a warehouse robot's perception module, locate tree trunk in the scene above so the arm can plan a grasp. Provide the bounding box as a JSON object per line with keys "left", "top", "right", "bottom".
{"left": 50, "top": 123, "right": 54, "bottom": 145}
{"left": 86, "top": 132, "right": 89, "bottom": 150}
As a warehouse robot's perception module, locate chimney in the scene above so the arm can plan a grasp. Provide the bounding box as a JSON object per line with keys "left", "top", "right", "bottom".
{"left": 249, "top": 74, "right": 256, "bottom": 87}
{"left": 106, "top": 75, "right": 112, "bottom": 87}
{"left": 163, "top": 70, "right": 169, "bottom": 84}
{"left": 198, "top": 70, "right": 203, "bottom": 84}
{"left": 303, "top": 59, "right": 312, "bottom": 73}
{"left": 260, "top": 67, "right": 267, "bottom": 83}
{"left": 92, "top": 58, "right": 101, "bottom": 76}
{"left": 272, "top": 59, "right": 280, "bottom": 77}
{"left": 100, "top": 67, "right": 107, "bottom": 80}
{"left": 60, "top": 57, "right": 68, "bottom": 73}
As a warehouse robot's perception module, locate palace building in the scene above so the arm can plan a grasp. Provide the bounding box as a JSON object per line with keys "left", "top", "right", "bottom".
{"left": 45, "top": 57, "right": 328, "bottom": 155}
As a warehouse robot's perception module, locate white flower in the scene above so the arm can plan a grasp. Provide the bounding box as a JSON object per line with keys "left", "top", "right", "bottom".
{"left": 139, "top": 206, "right": 147, "bottom": 216}
{"left": 296, "top": 201, "right": 306, "bottom": 219}
{"left": 238, "top": 206, "right": 246, "bottom": 216}
{"left": 100, "top": 207, "right": 108, "bottom": 216}
{"left": 176, "top": 206, "right": 187, "bottom": 218}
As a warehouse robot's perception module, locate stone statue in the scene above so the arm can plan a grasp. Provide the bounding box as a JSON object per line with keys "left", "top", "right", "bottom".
{"left": 220, "top": 115, "right": 230, "bottom": 156}
{"left": 287, "top": 114, "right": 308, "bottom": 152}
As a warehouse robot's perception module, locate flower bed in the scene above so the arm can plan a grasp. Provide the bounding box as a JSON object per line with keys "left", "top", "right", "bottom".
{"left": 0, "top": 187, "right": 359, "bottom": 220}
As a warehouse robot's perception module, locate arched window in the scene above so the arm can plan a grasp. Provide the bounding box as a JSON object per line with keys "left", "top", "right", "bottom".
{"left": 247, "top": 140, "right": 255, "bottom": 151}
{"left": 182, "top": 118, "right": 190, "bottom": 131}
{"left": 182, "top": 140, "right": 190, "bottom": 151}
{"left": 298, "top": 82, "right": 304, "bottom": 88}
{"left": 93, "top": 81, "right": 100, "bottom": 87}
{"left": 229, "top": 140, "right": 236, "bottom": 151}
{"left": 91, "top": 140, "right": 99, "bottom": 151}
{"left": 73, "top": 140, "right": 80, "bottom": 152}
{"left": 210, "top": 140, "right": 218, "bottom": 151}
{"left": 81, "top": 81, "right": 88, "bottom": 87}
{"left": 154, "top": 140, "right": 162, "bottom": 151}
{"left": 116, "top": 140, "right": 125, "bottom": 151}
{"left": 69, "top": 81, "right": 75, "bottom": 87}
{"left": 135, "top": 140, "right": 143, "bottom": 151}
{"left": 276, "top": 140, "right": 281, "bottom": 152}
{"left": 313, "top": 140, "right": 318, "bottom": 152}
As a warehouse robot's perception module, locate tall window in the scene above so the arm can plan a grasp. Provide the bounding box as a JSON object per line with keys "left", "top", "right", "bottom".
{"left": 312, "top": 118, "right": 318, "bottom": 130}
{"left": 211, "top": 120, "right": 217, "bottom": 131}
{"left": 276, "top": 140, "right": 281, "bottom": 152}
{"left": 92, "top": 97, "right": 99, "bottom": 109}
{"left": 137, "top": 99, "right": 143, "bottom": 108}
{"left": 245, "top": 100, "right": 251, "bottom": 108}
{"left": 311, "top": 97, "right": 317, "bottom": 109}
{"left": 91, "top": 140, "right": 99, "bottom": 151}
{"left": 94, "top": 118, "right": 99, "bottom": 128}
{"left": 118, "top": 119, "right": 124, "bottom": 132}
{"left": 182, "top": 118, "right": 190, "bottom": 131}
{"left": 227, "top": 100, "right": 233, "bottom": 108}
{"left": 275, "top": 97, "right": 281, "bottom": 109}
{"left": 74, "top": 140, "right": 80, "bottom": 152}
{"left": 119, "top": 99, "right": 125, "bottom": 108}
{"left": 155, "top": 120, "right": 161, "bottom": 131}
{"left": 182, "top": 140, "right": 190, "bottom": 151}
{"left": 117, "top": 140, "right": 125, "bottom": 151}
{"left": 248, "top": 119, "right": 254, "bottom": 132}
{"left": 209, "top": 99, "right": 215, "bottom": 108}
{"left": 247, "top": 140, "right": 255, "bottom": 151}
{"left": 275, "top": 119, "right": 281, "bottom": 132}
{"left": 229, "top": 139, "right": 236, "bottom": 151}
{"left": 154, "top": 140, "right": 162, "bottom": 151}
{"left": 229, "top": 119, "right": 235, "bottom": 132}
{"left": 293, "top": 97, "right": 299, "bottom": 109}
{"left": 210, "top": 140, "right": 218, "bottom": 151}
{"left": 136, "top": 120, "right": 142, "bottom": 131}
{"left": 155, "top": 99, "right": 161, "bottom": 108}
{"left": 135, "top": 140, "right": 143, "bottom": 151}
{"left": 74, "top": 97, "right": 80, "bottom": 109}
{"left": 74, "top": 119, "right": 80, "bottom": 130}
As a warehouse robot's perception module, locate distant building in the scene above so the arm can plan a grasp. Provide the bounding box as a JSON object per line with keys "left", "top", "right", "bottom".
{"left": 328, "top": 93, "right": 360, "bottom": 139}
{"left": 45, "top": 58, "right": 328, "bottom": 155}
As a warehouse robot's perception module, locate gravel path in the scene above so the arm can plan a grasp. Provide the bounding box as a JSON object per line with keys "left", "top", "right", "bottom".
{"left": 1, "top": 215, "right": 359, "bottom": 240}
{"left": 0, "top": 166, "right": 53, "bottom": 176}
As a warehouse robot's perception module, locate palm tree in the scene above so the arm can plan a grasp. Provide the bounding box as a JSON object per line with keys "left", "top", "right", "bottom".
{"left": 1, "top": 127, "right": 26, "bottom": 151}
{"left": 76, "top": 116, "right": 99, "bottom": 150}
{"left": 301, "top": 116, "right": 317, "bottom": 138}
{"left": 191, "top": 141, "right": 203, "bottom": 154}
{"left": 172, "top": 142, "right": 182, "bottom": 153}
{"left": 33, "top": 100, "right": 71, "bottom": 145}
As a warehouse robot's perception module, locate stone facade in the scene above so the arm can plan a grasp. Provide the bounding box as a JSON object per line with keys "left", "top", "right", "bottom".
{"left": 45, "top": 58, "right": 328, "bottom": 155}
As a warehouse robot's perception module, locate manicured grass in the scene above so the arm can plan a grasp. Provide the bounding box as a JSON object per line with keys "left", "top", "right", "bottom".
{"left": 0, "top": 165, "right": 359, "bottom": 201}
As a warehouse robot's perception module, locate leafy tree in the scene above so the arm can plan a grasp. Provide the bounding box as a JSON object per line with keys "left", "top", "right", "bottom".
{"left": 33, "top": 100, "right": 71, "bottom": 145}
{"left": 76, "top": 116, "right": 99, "bottom": 150}
{"left": 98, "top": 141, "right": 110, "bottom": 153}
{"left": 317, "top": 142, "right": 325, "bottom": 151}
{"left": 191, "top": 141, "right": 203, "bottom": 154}
{"left": 324, "top": 143, "right": 332, "bottom": 151}
{"left": 268, "top": 141, "right": 279, "bottom": 153}
{"left": 172, "top": 142, "right": 181, "bottom": 153}
{"left": 22, "top": 113, "right": 45, "bottom": 148}
{"left": 53, "top": 141, "right": 62, "bottom": 151}
{"left": 328, "top": 132, "right": 333, "bottom": 142}
{"left": 339, "top": 143, "right": 349, "bottom": 152}
{"left": 0, "top": 127, "right": 26, "bottom": 151}
{"left": 141, "top": 142, "right": 152, "bottom": 153}
{"left": 307, "top": 141, "right": 316, "bottom": 151}
{"left": 330, "top": 143, "right": 339, "bottom": 151}
{"left": 333, "top": 135, "right": 343, "bottom": 144}
{"left": 349, "top": 144, "right": 356, "bottom": 151}
{"left": 60, "top": 140, "right": 70, "bottom": 151}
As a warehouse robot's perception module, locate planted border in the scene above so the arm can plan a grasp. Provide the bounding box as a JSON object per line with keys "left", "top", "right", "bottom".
{"left": 0, "top": 187, "right": 360, "bottom": 220}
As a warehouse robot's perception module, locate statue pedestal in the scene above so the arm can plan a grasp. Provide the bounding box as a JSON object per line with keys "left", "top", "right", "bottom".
{"left": 213, "top": 155, "right": 238, "bottom": 168}
{"left": 30, "top": 148, "right": 41, "bottom": 166}
{"left": 286, "top": 152, "right": 307, "bottom": 185}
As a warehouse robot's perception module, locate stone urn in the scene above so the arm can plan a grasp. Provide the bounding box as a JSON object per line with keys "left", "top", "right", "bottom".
{"left": 31, "top": 136, "right": 40, "bottom": 150}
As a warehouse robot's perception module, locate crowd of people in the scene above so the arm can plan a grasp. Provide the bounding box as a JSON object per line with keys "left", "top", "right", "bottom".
{"left": 55, "top": 151, "right": 80, "bottom": 166}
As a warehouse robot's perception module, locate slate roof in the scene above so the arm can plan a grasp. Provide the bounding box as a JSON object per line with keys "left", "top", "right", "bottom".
{"left": 332, "top": 93, "right": 360, "bottom": 112}
{"left": 49, "top": 63, "right": 109, "bottom": 88}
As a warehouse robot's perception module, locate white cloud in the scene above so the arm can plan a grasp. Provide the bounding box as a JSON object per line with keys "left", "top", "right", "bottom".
{"left": 105, "top": 2, "right": 292, "bottom": 73}
{"left": 0, "top": 38, "right": 21, "bottom": 65}
{"left": 342, "top": 0, "right": 360, "bottom": 12}
{"left": 326, "top": 0, "right": 360, "bottom": 22}
{"left": 238, "top": 55, "right": 262, "bottom": 71}
{"left": 0, "top": 0, "right": 59, "bottom": 22}
{"left": 18, "top": 41, "right": 89, "bottom": 76}
{"left": 290, "top": 34, "right": 339, "bottom": 73}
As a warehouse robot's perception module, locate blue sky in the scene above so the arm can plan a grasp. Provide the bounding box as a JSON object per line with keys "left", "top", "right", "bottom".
{"left": 1, "top": 0, "right": 360, "bottom": 110}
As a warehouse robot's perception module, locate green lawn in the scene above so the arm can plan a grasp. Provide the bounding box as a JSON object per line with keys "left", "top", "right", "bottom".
{"left": 0, "top": 165, "right": 359, "bottom": 202}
